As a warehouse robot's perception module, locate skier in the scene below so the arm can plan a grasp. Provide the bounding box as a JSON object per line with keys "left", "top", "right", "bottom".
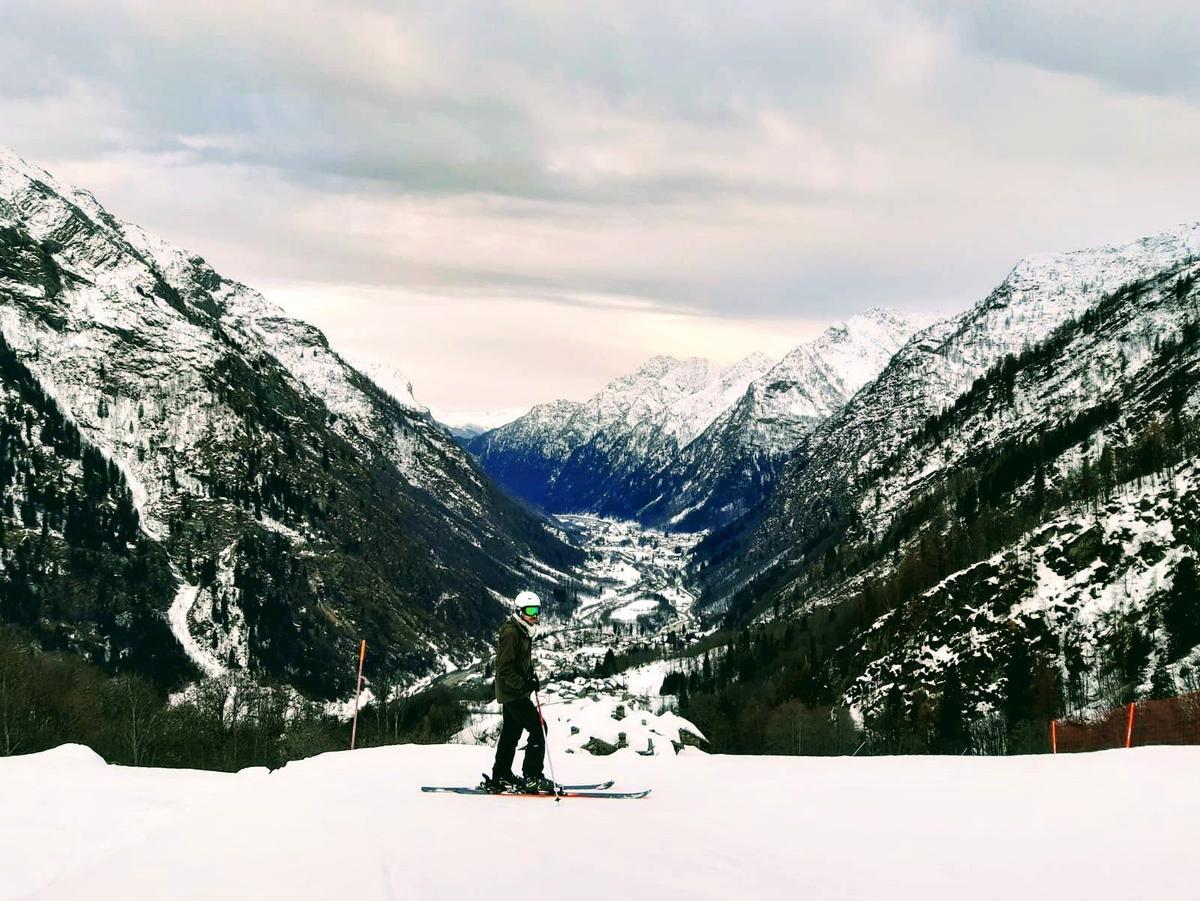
{"left": 487, "top": 590, "right": 555, "bottom": 793}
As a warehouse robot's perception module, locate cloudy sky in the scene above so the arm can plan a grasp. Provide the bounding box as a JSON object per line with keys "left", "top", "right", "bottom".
{"left": 2, "top": 1, "right": 1199, "bottom": 422}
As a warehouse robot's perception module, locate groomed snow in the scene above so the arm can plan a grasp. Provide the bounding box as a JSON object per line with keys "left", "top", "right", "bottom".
{"left": 1, "top": 743, "right": 1194, "bottom": 900}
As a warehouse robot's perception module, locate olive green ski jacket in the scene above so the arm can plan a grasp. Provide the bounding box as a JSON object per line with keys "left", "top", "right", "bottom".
{"left": 494, "top": 616, "right": 534, "bottom": 704}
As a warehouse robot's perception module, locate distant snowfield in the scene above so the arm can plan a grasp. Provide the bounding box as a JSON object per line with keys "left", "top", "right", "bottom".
{"left": 2, "top": 744, "right": 1195, "bottom": 900}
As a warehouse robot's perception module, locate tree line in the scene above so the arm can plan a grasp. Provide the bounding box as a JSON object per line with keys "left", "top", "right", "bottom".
{"left": 0, "top": 624, "right": 469, "bottom": 770}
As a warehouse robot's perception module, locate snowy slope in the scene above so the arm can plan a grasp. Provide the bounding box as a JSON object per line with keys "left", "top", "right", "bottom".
{"left": 346, "top": 357, "right": 426, "bottom": 413}
{"left": 2, "top": 742, "right": 1195, "bottom": 900}
{"left": 847, "top": 460, "right": 1200, "bottom": 721}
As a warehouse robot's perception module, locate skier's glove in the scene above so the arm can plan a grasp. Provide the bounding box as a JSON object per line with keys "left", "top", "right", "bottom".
{"left": 526, "top": 675, "right": 540, "bottom": 692}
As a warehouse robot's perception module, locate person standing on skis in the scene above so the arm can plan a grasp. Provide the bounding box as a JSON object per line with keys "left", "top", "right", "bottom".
{"left": 488, "top": 590, "right": 553, "bottom": 792}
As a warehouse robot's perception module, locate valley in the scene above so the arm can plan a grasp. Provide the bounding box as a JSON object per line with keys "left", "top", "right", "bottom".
{"left": 0, "top": 142, "right": 1197, "bottom": 761}
{"left": 431, "top": 515, "right": 710, "bottom": 758}
{"left": 558, "top": 515, "right": 703, "bottom": 635}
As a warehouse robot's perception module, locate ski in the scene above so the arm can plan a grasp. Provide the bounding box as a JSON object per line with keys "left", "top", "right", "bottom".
{"left": 420, "top": 777, "right": 609, "bottom": 791}
{"left": 420, "top": 786, "right": 649, "bottom": 799}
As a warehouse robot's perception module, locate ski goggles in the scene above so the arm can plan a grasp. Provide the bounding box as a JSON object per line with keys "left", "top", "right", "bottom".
{"left": 520, "top": 605, "right": 541, "bottom": 618}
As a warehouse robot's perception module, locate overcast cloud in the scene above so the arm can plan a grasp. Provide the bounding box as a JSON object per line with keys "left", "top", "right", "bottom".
{"left": 2, "top": 1, "right": 1198, "bottom": 417}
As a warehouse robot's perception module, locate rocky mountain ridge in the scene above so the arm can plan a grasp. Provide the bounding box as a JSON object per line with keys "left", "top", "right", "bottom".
{"left": 639, "top": 308, "right": 925, "bottom": 529}
{"left": 468, "top": 352, "right": 773, "bottom": 512}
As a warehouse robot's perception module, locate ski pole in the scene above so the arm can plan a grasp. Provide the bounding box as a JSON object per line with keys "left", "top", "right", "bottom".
{"left": 350, "top": 639, "right": 366, "bottom": 750}
{"left": 534, "top": 689, "right": 562, "bottom": 800}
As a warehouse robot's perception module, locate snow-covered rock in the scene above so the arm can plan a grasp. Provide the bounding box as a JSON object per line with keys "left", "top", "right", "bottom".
{"left": 453, "top": 679, "right": 704, "bottom": 758}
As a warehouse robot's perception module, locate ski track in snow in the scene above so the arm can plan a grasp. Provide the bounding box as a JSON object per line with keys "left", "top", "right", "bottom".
{"left": 1, "top": 743, "right": 1195, "bottom": 900}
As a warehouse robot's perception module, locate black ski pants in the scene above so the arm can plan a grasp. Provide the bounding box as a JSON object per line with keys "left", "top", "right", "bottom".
{"left": 492, "top": 697, "right": 545, "bottom": 780}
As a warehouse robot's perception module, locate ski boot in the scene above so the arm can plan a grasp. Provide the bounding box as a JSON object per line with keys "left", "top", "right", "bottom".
{"left": 518, "top": 774, "right": 562, "bottom": 795}
{"left": 479, "top": 772, "right": 522, "bottom": 794}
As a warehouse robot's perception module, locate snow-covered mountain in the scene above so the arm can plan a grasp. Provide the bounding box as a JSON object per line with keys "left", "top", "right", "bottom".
{"left": 638, "top": 309, "right": 926, "bottom": 529}
{"left": 469, "top": 311, "right": 924, "bottom": 529}
{"left": 694, "top": 221, "right": 1200, "bottom": 727}
{"left": 468, "top": 353, "right": 774, "bottom": 515}
{"left": 0, "top": 146, "right": 579, "bottom": 697}
{"left": 701, "top": 222, "right": 1200, "bottom": 603}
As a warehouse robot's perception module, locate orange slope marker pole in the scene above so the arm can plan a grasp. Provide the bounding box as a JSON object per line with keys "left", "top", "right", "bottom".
{"left": 1125, "top": 702, "right": 1135, "bottom": 749}
{"left": 1050, "top": 719, "right": 1057, "bottom": 754}
{"left": 350, "top": 639, "right": 367, "bottom": 750}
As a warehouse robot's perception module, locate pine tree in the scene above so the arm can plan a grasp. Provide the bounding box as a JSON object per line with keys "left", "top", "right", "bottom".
{"left": 1079, "top": 456, "right": 1097, "bottom": 501}
{"left": 1165, "top": 556, "right": 1200, "bottom": 660}
{"left": 1003, "top": 637, "right": 1034, "bottom": 733}
{"left": 596, "top": 648, "right": 616, "bottom": 678}
{"left": 932, "top": 665, "right": 968, "bottom": 754}
{"left": 1149, "top": 661, "right": 1175, "bottom": 700}
{"left": 1113, "top": 619, "right": 1154, "bottom": 703}
{"left": 1032, "top": 457, "right": 1046, "bottom": 512}
{"left": 1097, "top": 445, "right": 1116, "bottom": 496}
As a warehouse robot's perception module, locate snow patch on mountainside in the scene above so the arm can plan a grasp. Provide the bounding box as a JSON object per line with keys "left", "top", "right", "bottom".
{"left": 168, "top": 579, "right": 225, "bottom": 679}
{"left": 351, "top": 358, "right": 426, "bottom": 412}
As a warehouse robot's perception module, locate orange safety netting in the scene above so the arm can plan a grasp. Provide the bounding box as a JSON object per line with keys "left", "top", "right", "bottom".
{"left": 1052, "top": 692, "right": 1200, "bottom": 753}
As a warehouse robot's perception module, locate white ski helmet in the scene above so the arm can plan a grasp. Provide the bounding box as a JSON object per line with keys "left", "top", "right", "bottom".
{"left": 514, "top": 590, "right": 541, "bottom": 616}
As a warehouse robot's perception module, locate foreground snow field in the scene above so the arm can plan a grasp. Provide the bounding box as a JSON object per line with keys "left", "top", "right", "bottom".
{"left": 2, "top": 744, "right": 1195, "bottom": 900}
